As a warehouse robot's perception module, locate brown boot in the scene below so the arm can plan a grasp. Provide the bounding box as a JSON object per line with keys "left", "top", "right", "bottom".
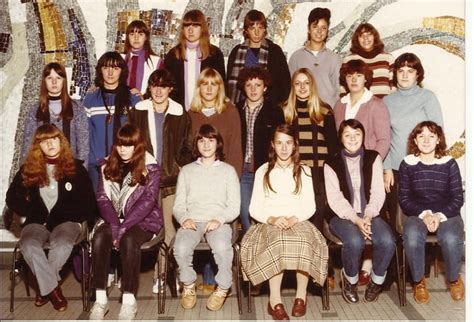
{"left": 413, "top": 277, "right": 430, "bottom": 304}
{"left": 449, "top": 276, "right": 465, "bottom": 301}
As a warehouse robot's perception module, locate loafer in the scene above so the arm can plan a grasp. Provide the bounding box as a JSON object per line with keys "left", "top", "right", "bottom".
{"left": 341, "top": 270, "right": 359, "bottom": 304}
{"left": 327, "top": 276, "right": 335, "bottom": 290}
{"left": 118, "top": 302, "right": 138, "bottom": 320}
{"left": 364, "top": 279, "right": 383, "bottom": 302}
{"left": 49, "top": 286, "right": 67, "bottom": 311}
{"left": 449, "top": 276, "right": 465, "bottom": 301}
{"left": 358, "top": 270, "right": 371, "bottom": 286}
{"left": 291, "top": 298, "right": 306, "bottom": 317}
{"left": 89, "top": 302, "right": 109, "bottom": 320}
{"left": 267, "top": 302, "right": 289, "bottom": 320}
{"left": 35, "top": 293, "right": 49, "bottom": 307}
{"left": 413, "top": 277, "right": 430, "bottom": 304}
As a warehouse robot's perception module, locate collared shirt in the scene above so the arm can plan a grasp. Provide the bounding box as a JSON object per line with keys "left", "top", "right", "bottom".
{"left": 341, "top": 88, "right": 373, "bottom": 120}
{"left": 244, "top": 101, "right": 264, "bottom": 163}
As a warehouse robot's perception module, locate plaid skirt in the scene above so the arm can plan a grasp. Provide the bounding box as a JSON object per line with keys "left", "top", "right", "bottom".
{"left": 240, "top": 220, "right": 328, "bottom": 286}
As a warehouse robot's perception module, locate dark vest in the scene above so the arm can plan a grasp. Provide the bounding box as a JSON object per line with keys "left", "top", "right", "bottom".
{"left": 324, "top": 149, "right": 379, "bottom": 221}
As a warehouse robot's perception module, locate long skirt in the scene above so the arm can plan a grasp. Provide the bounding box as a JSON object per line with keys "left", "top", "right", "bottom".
{"left": 240, "top": 220, "right": 328, "bottom": 286}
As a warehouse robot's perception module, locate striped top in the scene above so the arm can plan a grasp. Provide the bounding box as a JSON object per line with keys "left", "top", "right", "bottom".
{"left": 341, "top": 52, "right": 394, "bottom": 98}
{"left": 296, "top": 100, "right": 330, "bottom": 168}
{"left": 398, "top": 155, "right": 463, "bottom": 218}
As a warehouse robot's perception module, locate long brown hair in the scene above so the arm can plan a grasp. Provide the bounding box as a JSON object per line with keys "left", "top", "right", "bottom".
{"left": 263, "top": 124, "right": 307, "bottom": 194}
{"left": 103, "top": 124, "right": 147, "bottom": 186}
{"left": 22, "top": 124, "right": 76, "bottom": 187}
{"left": 174, "top": 9, "right": 211, "bottom": 60}
{"left": 350, "top": 23, "right": 384, "bottom": 55}
{"left": 407, "top": 121, "right": 447, "bottom": 158}
{"left": 124, "top": 20, "right": 157, "bottom": 62}
{"left": 37, "top": 62, "right": 73, "bottom": 123}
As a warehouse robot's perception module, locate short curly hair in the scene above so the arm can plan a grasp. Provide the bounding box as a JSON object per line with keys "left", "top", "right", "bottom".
{"left": 339, "top": 59, "right": 373, "bottom": 92}
{"left": 236, "top": 66, "right": 271, "bottom": 95}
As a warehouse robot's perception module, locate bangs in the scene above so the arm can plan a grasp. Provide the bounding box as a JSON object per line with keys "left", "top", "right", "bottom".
{"left": 149, "top": 77, "right": 174, "bottom": 88}
{"left": 103, "top": 58, "right": 122, "bottom": 68}
{"left": 400, "top": 60, "right": 417, "bottom": 69}
{"left": 182, "top": 10, "right": 205, "bottom": 25}
{"left": 34, "top": 125, "right": 61, "bottom": 142}
{"left": 116, "top": 134, "right": 138, "bottom": 147}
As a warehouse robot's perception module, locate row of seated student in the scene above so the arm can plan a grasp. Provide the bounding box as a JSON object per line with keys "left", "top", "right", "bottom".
{"left": 7, "top": 6, "right": 463, "bottom": 321}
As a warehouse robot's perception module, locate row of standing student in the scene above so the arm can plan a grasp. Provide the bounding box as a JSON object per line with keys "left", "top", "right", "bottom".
{"left": 8, "top": 5, "right": 463, "bottom": 321}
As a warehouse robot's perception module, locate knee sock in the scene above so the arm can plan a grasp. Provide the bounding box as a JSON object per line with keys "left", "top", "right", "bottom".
{"left": 122, "top": 292, "right": 136, "bottom": 305}
{"left": 268, "top": 273, "right": 283, "bottom": 307}
{"left": 295, "top": 272, "right": 309, "bottom": 301}
{"left": 96, "top": 289, "right": 107, "bottom": 304}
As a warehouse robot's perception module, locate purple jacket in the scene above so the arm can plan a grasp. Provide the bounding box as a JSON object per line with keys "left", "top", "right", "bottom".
{"left": 96, "top": 153, "right": 163, "bottom": 243}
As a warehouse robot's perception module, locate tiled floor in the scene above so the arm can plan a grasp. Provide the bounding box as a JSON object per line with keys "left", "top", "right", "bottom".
{"left": 0, "top": 251, "right": 465, "bottom": 321}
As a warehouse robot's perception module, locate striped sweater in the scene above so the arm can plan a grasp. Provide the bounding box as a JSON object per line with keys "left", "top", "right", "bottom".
{"left": 341, "top": 52, "right": 394, "bottom": 98}
{"left": 398, "top": 155, "right": 463, "bottom": 218}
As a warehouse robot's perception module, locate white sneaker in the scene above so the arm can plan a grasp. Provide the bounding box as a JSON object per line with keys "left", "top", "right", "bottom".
{"left": 118, "top": 302, "right": 138, "bottom": 320}
{"left": 152, "top": 278, "right": 164, "bottom": 294}
{"left": 107, "top": 273, "right": 115, "bottom": 288}
{"left": 89, "top": 302, "right": 109, "bottom": 320}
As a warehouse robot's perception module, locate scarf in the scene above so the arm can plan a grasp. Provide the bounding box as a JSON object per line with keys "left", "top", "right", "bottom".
{"left": 227, "top": 38, "right": 270, "bottom": 104}
{"left": 184, "top": 41, "right": 202, "bottom": 111}
{"left": 341, "top": 147, "right": 367, "bottom": 216}
{"left": 110, "top": 165, "right": 133, "bottom": 221}
{"left": 126, "top": 48, "right": 146, "bottom": 91}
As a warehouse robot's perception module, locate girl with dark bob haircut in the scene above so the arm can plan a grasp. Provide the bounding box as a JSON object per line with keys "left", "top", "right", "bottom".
{"left": 192, "top": 123, "right": 225, "bottom": 161}
{"left": 339, "top": 59, "right": 374, "bottom": 93}
{"left": 391, "top": 52, "right": 425, "bottom": 86}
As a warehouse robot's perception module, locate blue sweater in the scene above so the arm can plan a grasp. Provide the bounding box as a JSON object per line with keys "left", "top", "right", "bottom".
{"left": 383, "top": 84, "right": 443, "bottom": 171}
{"left": 398, "top": 155, "right": 463, "bottom": 218}
{"left": 83, "top": 88, "right": 141, "bottom": 167}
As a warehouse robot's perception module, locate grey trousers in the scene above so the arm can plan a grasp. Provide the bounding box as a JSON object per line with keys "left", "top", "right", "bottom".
{"left": 19, "top": 222, "right": 81, "bottom": 296}
{"left": 173, "top": 222, "right": 233, "bottom": 290}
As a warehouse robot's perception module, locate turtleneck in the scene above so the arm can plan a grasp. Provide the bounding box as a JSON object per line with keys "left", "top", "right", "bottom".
{"left": 186, "top": 40, "right": 200, "bottom": 49}
{"left": 296, "top": 98, "right": 308, "bottom": 109}
{"left": 46, "top": 157, "right": 60, "bottom": 164}
{"left": 396, "top": 83, "right": 420, "bottom": 96}
{"left": 356, "top": 48, "right": 381, "bottom": 59}
{"left": 130, "top": 48, "right": 145, "bottom": 56}
{"left": 48, "top": 95, "right": 61, "bottom": 101}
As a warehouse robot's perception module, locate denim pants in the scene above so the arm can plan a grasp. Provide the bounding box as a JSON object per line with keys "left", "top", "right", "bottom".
{"left": 240, "top": 163, "right": 255, "bottom": 233}
{"left": 174, "top": 222, "right": 233, "bottom": 290}
{"left": 19, "top": 222, "right": 81, "bottom": 296}
{"left": 403, "top": 215, "right": 464, "bottom": 282}
{"left": 330, "top": 216, "right": 395, "bottom": 284}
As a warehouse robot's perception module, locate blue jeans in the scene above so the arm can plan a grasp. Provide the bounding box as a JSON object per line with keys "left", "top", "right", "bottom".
{"left": 330, "top": 216, "right": 395, "bottom": 284}
{"left": 403, "top": 215, "right": 464, "bottom": 282}
{"left": 240, "top": 163, "right": 255, "bottom": 232}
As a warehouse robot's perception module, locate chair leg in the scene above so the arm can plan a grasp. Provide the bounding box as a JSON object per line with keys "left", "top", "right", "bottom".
{"left": 168, "top": 249, "right": 178, "bottom": 298}
{"left": 158, "top": 242, "right": 169, "bottom": 314}
{"left": 10, "top": 246, "right": 19, "bottom": 312}
{"left": 394, "top": 240, "right": 405, "bottom": 306}
{"left": 402, "top": 248, "right": 407, "bottom": 306}
{"left": 433, "top": 243, "right": 439, "bottom": 277}
{"left": 247, "top": 281, "right": 252, "bottom": 313}
{"left": 322, "top": 278, "right": 330, "bottom": 311}
{"left": 233, "top": 245, "right": 242, "bottom": 315}
{"left": 80, "top": 243, "right": 88, "bottom": 311}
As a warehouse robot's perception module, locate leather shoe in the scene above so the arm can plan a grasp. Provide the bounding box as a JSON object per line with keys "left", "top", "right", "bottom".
{"left": 291, "top": 298, "right": 306, "bottom": 317}
{"left": 34, "top": 293, "right": 49, "bottom": 307}
{"left": 341, "top": 270, "right": 359, "bottom": 304}
{"left": 364, "top": 279, "right": 382, "bottom": 302}
{"left": 449, "top": 276, "right": 465, "bottom": 301}
{"left": 327, "top": 276, "right": 335, "bottom": 289}
{"left": 267, "top": 302, "right": 289, "bottom": 320}
{"left": 413, "top": 277, "right": 430, "bottom": 304}
{"left": 49, "top": 286, "right": 67, "bottom": 311}
{"left": 358, "top": 270, "right": 371, "bottom": 286}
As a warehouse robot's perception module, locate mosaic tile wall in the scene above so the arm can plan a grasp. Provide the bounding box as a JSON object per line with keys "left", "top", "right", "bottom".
{"left": 0, "top": 0, "right": 466, "bottom": 235}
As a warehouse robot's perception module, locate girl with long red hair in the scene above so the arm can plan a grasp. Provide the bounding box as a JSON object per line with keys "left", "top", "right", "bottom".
{"left": 7, "top": 124, "right": 96, "bottom": 312}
